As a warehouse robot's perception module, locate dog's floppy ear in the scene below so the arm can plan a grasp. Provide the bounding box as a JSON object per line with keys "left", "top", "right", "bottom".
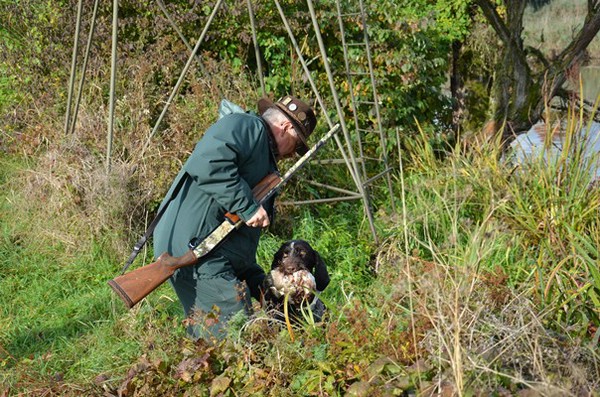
{"left": 271, "top": 244, "right": 284, "bottom": 270}
{"left": 313, "top": 251, "right": 330, "bottom": 291}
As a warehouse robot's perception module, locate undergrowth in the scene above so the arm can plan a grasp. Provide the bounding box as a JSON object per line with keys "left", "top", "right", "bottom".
{"left": 2, "top": 1, "right": 600, "bottom": 394}
{"left": 2, "top": 105, "right": 600, "bottom": 395}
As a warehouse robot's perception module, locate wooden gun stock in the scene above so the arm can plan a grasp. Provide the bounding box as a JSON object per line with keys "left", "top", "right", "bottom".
{"left": 108, "top": 172, "right": 282, "bottom": 308}
{"left": 108, "top": 250, "right": 197, "bottom": 308}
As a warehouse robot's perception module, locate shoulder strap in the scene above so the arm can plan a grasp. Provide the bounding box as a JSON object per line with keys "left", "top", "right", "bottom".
{"left": 120, "top": 172, "right": 189, "bottom": 274}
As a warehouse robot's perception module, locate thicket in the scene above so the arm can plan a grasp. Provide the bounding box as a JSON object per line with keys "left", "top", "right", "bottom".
{"left": 1, "top": 0, "right": 600, "bottom": 395}
{"left": 0, "top": 0, "right": 467, "bottom": 255}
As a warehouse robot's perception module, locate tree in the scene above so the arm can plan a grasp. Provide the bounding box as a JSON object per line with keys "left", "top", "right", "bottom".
{"left": 474, "top": 0, "right": 600, "bottom": 144}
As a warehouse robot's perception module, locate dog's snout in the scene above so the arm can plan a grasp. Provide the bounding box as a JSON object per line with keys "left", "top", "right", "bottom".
{"left": 281, "top": 257, "right": 304, "bottom": 273}
{"left": 280, "top": 255, "right": 309, "bottom": 275}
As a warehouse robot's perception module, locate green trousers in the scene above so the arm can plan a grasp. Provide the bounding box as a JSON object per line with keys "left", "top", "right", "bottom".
{"left": 169, "top": 253, "right": 265, "bottom": 340}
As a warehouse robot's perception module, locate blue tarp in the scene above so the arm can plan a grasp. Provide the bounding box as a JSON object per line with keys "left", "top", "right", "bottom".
{"left": 506, "top": 120, "right": 600, "bottom": 184}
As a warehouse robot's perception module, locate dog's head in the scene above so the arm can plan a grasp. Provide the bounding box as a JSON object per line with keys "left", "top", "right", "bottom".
{"left": 271, "top": 239, "right": 330, "bottom": 292}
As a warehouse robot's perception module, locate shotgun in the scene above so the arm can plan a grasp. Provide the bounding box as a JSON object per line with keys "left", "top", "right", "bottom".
{"left": 108, "top": 123, "right": 340, "bottom": 309}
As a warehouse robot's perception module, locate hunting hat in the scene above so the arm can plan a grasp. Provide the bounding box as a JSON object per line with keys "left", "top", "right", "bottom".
{"left": 258, "top": 95, "right": 317, "bottom": 155}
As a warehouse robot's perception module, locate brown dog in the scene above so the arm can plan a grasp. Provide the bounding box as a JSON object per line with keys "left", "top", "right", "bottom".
{"left": 262, "top": 240, "right": 330, "bottom": 320}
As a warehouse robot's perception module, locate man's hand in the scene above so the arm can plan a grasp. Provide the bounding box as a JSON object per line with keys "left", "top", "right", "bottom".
{"left": 246, "top": 205, "right": 270, "bottom": 228}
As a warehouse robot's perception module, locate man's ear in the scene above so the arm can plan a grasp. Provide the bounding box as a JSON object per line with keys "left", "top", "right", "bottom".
{"left": 280, "top": 120, "right": 292, "bottom": 135}
{"left": 275, "top": 120, "right": 284, "bottom": 133}
{"left": 313, "top": 252, "right": 330, "bottom": 292}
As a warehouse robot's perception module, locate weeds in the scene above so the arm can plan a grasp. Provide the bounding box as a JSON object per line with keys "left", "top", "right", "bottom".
{"left": 498, "top": 115, "right": 600, "bottom": 332}
{"left": 4, "top": 105, "right": 600, "bottom": 395}
{"left": 2, "top": 14, "right": 600, "bottom": 393}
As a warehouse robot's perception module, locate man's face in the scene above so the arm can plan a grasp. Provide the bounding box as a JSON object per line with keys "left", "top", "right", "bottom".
{"left": 276, "top": 120, "right": 301, "bottom": 159}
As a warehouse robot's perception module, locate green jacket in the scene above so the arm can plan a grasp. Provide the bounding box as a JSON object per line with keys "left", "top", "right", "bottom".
{"left": 153, "top": 112, "right": 278, "bottom": 262}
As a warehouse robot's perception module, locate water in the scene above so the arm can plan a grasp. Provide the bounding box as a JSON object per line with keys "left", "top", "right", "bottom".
{"left": 506, "top": 120, "right": 600, "bottom": 184}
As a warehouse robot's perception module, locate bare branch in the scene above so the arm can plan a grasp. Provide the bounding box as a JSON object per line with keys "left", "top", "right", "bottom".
{"left": 558, "top": 5, "right": 600, "bottom": 61}
{"left": 475, "top": 0, "right": 512, "bottom": 47}
{"left": 475, "top": 0, "right": 530, "bottom": 75}
{"left": 525, "top": 46, "right": 550, "bottom": 69}
{"left": 547, "top": 8, "right": 600, "bottom": 98}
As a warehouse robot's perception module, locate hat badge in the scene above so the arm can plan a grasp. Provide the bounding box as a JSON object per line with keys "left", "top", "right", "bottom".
{"left": 288, "top": 103, "right": 297, "bottom": 112}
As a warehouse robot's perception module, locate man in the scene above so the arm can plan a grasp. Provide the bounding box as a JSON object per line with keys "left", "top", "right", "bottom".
{"left": 153, "top": 95, "right": 318, "bottom": 339}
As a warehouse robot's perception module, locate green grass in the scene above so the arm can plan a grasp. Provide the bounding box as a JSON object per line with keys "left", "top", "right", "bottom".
{"left": 0, "top": 152, "right": 377, "bottom": 392}
{"left": 0, "top": 155, "right": 185, "bottom": 389}
{"left": 3, "top": 108, "right": 600, "bottom": 394}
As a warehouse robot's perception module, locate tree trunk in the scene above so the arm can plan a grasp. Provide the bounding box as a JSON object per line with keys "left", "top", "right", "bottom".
{"left": 475, "top": 0, "right": 600, "bottom": 147}
{"left": 450, "top": 40, "right": 465, "bottom": 139}
{"left": 476, "top": 0, "right": 532, "bottom": 142}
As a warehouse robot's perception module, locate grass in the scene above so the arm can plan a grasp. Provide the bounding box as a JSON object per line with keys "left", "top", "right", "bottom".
{"left": 0, "top": 154, "right": 184, "bottom": 389}
{"left": 1, "top": 2, "right": 600, "bottom": 390}
{"left": 0, "top": 150, "right": 377, "bottom": 393}
{"left": 3, "top": 104, "right": 600, "bottom": 395}
{"left": 0, "top": 73, "right": 16, "bottom": 112}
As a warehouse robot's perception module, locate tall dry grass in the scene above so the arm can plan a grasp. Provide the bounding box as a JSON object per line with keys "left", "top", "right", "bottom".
{"left": 382, "top": 114, "right": 600, "bottom": 395}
